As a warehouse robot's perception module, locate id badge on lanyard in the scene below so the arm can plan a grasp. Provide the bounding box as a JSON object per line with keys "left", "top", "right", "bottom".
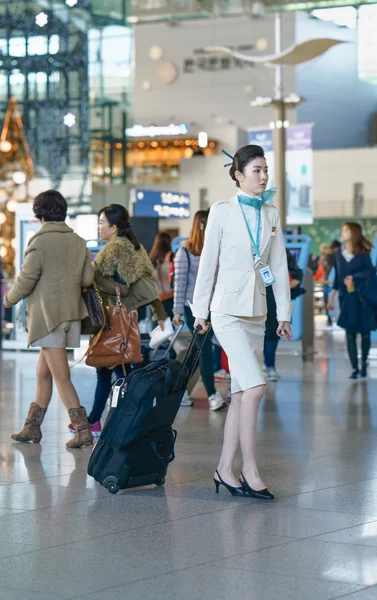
{"left": 259, "top": 263, "right": 275, "bottom": 287}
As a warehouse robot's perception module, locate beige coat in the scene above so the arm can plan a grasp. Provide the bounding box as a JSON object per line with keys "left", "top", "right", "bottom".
{"left": 192, "top": 196, "right": 292, "bottom": 322}
{"left": 4, "top": 222, "right": 94, "bottom": 346}
{"left": 94, "top": 236, "right": 166, "bottom": 322}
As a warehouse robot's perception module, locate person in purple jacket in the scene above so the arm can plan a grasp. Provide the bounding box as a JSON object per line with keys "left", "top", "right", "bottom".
{"left": 173, "top": 210, "right": 227, "bottom": 411}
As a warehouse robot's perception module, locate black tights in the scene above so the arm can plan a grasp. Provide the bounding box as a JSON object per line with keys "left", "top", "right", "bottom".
{"left": 346, "top": 332, "right": 371, "bottom": 370}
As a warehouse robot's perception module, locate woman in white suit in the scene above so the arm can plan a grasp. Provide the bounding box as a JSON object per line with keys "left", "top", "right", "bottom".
{"left": 192, "top": 145, "right": 292, "bottom": 499}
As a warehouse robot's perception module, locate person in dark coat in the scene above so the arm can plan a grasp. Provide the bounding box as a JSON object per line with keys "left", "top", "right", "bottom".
{"left": 328, "top": 222, "right": 375, "bottom": 380}
{"left": 264, "top": 250, "right": 304, "bottom": 381}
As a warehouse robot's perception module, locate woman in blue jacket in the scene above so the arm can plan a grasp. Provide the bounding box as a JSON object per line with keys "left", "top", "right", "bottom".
{"left": 328, "top": 222, "right": 375, "bottom": 379}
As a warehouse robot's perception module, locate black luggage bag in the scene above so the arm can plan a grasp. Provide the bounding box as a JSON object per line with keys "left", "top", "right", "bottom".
{"left": 88, "top": 326, "right": 209, "bottom": 494}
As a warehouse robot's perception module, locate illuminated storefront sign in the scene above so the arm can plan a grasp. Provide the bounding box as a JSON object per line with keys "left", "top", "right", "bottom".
{"left": 133, "top": 189, "right": 190, "bottom": 218}
{"left": 126, "top": 124, "right": 189, "bottom": 137}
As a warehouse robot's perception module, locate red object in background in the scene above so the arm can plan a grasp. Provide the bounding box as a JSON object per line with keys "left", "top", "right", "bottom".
{"left": 314, "top": 263, "right": 325, "bottom": 281}
{"left": 221, "top": 350, "right": 229, "bottom": 373}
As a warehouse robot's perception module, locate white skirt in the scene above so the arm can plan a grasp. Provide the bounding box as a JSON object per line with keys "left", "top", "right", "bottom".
{"left": 211, "top": 312, "right": 266, "bottom": 393}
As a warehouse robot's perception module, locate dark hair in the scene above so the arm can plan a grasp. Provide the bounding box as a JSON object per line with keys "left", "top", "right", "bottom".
{"left": 187, "top": 210, "right": 209, "bottom": 256}
{"left": 342, "top": 222, "right": 372, "bottom": 255}
{"left": 330, "top": 239, "right": 341, "bottom": 251}
{"left": 99, "top": 204, "right": 141, "bottom": 250}
{"left": 149, "top": 232, "right": 172, "bottom": 264}
{"left": 229, "top": 145, "right": 265, "bottom": 188}
{"left": 33, "top": 189, "right": 67, "bottom": 222}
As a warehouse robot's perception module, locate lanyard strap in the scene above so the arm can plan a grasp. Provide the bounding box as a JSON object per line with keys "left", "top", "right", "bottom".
{"left": 239, "top": 202, "right": 262, "bottom": 260}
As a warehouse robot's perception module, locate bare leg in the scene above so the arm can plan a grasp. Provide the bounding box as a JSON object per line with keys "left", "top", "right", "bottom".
{"left": 216, "top": 392, "right": 242, "bottom": 487}
{"left": 240, "top": 385, "right": 266, "bottom": 490}
{"left": 42, "top": 348, "right": 80, "bottom": 410}
{"left": 35, "top": 350, "right": 53, "bottom": 410}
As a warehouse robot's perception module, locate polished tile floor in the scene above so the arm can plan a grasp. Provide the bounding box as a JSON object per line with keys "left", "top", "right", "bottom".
{"left": 1, "top": 325, "right": 377, "bottom": 600}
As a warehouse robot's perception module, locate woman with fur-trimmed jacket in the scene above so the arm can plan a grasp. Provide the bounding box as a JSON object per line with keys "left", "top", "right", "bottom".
{"left": 69, "top": 204, "right": 166, "bottom": 436}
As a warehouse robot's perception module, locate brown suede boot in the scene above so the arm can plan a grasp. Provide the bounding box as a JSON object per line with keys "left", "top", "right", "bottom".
{"left": 11, "top": 402, "right": 46, "bottom": 444}
{"left": 66, "top": 406, "right": 93, "bottom": 449}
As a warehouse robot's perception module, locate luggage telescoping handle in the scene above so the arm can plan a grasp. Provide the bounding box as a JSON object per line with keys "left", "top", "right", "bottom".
{"left": 150, "top": 323, "right": 184, "bottom": 360}
{"left": 171, "top": 324, "right": 211, "bottom": 394}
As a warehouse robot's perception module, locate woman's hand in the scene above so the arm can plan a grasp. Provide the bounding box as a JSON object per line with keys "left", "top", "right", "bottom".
{"left": 194, "top": 317, "right": 210, "bottom": 333}
{"left": 327, "top": 289, "right": 337, "bottom": 312}
{"left": 344, "top": 275, "right": 353, "bottom": 289}
{"left": 158, "top": 320, "right": 165, "bottom": 331}
{"left": 173, "top": 314, "right": 183, "bottom": 327}
{"left": 290, "top": 278, "right": 301, "bottom": 289}
{"left": 276, "top": 321, "right": 292, "bottom": 340}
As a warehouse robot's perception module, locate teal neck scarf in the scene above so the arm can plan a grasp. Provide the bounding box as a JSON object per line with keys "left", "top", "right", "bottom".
{"left": 238, "top": 187, "right": 277, "bottom": 209}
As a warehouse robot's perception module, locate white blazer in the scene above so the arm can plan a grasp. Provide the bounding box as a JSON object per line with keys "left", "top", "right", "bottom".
{"left": 191, "top": 194, "right": 293, "bottom": 322}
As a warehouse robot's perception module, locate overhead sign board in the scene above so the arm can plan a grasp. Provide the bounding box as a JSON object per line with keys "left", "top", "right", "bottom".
{"left": 133, "top": 189, "right": 190, "bottom": 219}
{"left": 126, "top": 124, "right": 189, "bottom": 137}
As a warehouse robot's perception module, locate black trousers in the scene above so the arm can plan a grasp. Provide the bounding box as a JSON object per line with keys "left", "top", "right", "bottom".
{"left": 346, "top": 332, "right": 371, "bottom": 370}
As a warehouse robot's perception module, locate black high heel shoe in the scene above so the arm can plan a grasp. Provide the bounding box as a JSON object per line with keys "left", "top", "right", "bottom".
{"left": 239, "top": 472, "right": 275, "bottom": 500}
{"left": 214, "top": 469, "right": 250, "bottom": 497}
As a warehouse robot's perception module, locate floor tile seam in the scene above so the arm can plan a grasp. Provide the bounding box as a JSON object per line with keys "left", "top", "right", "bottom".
{"left": 275, "top": 502, "right": 377, "bottom": 518}
{"left": 0, "top": 509, "right": 35, "bottom": 518}
{"left": 275, "top": 478, "right": 377, "bottom": 500}
{"left": 273, "top": 474, "right": 377, "bottom": 500}
{"left": 0, "top": 583, "right": 65, "bottom": 600}
{"left": 330, "top": 585, "right": 377, "bottom": 600}
{"left": 0, "top": 544, "right": 60, "bottom": 561}
{"left": 208, "top": 536, "right": 377, "bottom": 564}
{"left": 212, "top": 550, "right": 374, "bottom": 588}
{"left": 206, "top": 562, "right": 369, "bottom": 588}
{"left": 0, "top": 490, "right": 110, "bottom": 512}
{"left": 303, "top": 527, "right": 377, "bottom": 549}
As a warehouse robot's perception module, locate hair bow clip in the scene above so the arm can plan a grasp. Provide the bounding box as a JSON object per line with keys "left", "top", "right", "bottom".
{"left": 222, "top": 149, "right": 234, "bottom": 168}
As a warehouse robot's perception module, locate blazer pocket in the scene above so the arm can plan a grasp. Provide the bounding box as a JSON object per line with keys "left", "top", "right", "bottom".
{"left": 258, "top": 284, "right": 267, "bottom": 297}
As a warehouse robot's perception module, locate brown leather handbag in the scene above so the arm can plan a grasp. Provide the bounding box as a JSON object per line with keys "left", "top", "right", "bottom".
{"left": 85, "top": 283, "right": 143, "bottom": 371}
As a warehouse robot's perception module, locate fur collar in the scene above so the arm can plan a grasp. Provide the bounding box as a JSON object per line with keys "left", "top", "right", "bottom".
{"left": 95, "top": 237, "right": 154, "bottom": 285}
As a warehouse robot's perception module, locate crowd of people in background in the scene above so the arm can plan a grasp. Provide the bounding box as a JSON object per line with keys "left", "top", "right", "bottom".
{"left": 5, "top": 186, "right": 377, "bottom": 452}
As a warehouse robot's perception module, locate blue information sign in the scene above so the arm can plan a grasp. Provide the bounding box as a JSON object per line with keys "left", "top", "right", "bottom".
{"left": 134, "top": 189, "right": 190, "bottom": 219}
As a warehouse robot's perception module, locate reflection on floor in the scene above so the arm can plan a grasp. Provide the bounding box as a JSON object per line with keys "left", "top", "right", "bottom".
{"left": 1, "top": 325, "right": 377, "bottom": 600}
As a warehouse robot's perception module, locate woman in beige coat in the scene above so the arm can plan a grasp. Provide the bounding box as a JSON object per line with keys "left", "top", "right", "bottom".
{"left": 4, "top": 190, "right": 94, "bottom": 448}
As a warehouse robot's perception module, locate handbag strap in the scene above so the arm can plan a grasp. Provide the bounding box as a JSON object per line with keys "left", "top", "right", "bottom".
{"left": 115, "top": 282, "right": 122, "bottom": 306}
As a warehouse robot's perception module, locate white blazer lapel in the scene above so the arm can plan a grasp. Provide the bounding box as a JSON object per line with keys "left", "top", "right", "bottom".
{"left": 230, "top": 195, "right": 254, "bottom": 261}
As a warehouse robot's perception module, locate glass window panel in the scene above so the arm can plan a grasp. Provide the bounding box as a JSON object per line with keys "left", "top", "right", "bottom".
{"left": 0, "top": 73, "right": 7, "bottom": 100}
{"left": 49, "top": 71, "right": 60, "bottom": 98}
{"left": 10, "top": 70, "right": 25, "bottom": 99}
{"left": 28, "top": 72, "right": 47, "bottom": 99}
{"left": 28, "top": 36, "right": 48, "bottom": 56}
{"left": 9, "top": 37, "right": 26, "bottom": 57}
{"left": 0, "top": 39, "right": 6, "bottom": 56}
{"left": 49, "top": 34, "right": 59, "bottom": 55}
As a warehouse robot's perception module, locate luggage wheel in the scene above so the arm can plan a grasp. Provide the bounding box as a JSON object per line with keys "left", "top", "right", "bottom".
{"left": 103, "top": 476, "right": 120, "bottom": 495}
{"left": 155, "top": 476, "right": 165, "bottom": 487}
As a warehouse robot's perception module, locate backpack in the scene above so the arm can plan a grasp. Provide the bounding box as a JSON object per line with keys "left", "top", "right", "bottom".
{"left": 169, "top": 247, "right": 190, "bottom": 290}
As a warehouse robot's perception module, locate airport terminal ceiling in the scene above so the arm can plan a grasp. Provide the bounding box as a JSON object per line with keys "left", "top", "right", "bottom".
{"left": 5, "top": 1, "right": 373, "bottom": 24}
{"left": 90, "top": 0, "right": 377, "bottom": 22}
